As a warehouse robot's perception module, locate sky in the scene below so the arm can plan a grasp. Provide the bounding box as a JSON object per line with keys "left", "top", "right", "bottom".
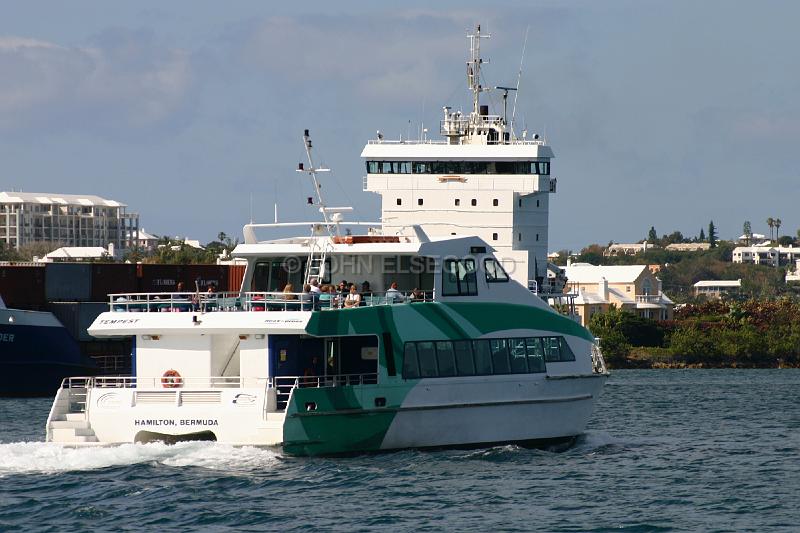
{"left": 1, "top": 0, "right": 798, "bottom": 251}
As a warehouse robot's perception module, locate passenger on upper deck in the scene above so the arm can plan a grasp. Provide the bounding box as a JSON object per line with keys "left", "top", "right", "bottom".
{"left": 344, "top": 284, "right": 361, "bottom": 308}
{"left": 409, "top": 287, "right": 424, "bottom": 302}
{"left": 283, "top": 283, "right": 297, "bottom": 300}
{"left": 310, "top": 279, "right": 321, "bottom": 294}
{"left": 386, "top": 281, "right": 404, "bottom": 303}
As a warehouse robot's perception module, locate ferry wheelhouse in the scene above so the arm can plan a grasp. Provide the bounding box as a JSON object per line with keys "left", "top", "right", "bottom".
{"left": 45, "top": 25, "right": 607, "bottom": 455}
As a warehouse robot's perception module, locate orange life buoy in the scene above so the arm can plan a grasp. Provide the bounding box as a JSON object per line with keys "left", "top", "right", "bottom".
{"left": 161, "top": 369, "right": 183, "bottom": 388}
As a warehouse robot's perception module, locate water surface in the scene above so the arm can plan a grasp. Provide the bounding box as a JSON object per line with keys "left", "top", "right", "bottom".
{"left": 1, "top": 370, "right": 798, "bottom": 532}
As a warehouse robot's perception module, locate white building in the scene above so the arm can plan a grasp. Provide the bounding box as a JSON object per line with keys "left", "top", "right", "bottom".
{"left": 732, "top": 245, "right": 800, "bottom": 267}
{"left": 693, "top": 279, "right": 741, "bottom": 299}
{"left": 604, "top": 241, "right": 659, "bottom": 257}
{"left": 0, "top": 191, "right": 139, "bottom": 251}
{"left": 361, "top": 27, "right": 555, "bottom": 288}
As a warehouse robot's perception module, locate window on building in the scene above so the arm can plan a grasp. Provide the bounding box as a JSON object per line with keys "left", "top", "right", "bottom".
{"left": 442, "top": 258, "right": 478, "bottom": 296}
{"left": 493, "top": 199, "right": 499, "bottom": 207}
{"left": 537, "top": 200, "right": 540, "bottom": 208}
{"left": 484, "top": 257, "right": 510, "bottom": 282}
{"left": 536, "top": 234, "right": 539, "bottom": 242}
{"left": 471, "top": 199, "right": 477, "bottom": 206}
{"left": 455, "top": 199, "right": 460, "bottom": 206}
{"left": 518, "top": 233, "right": 522, "bottom": 241}
{"left": 492, "top": 233, "right": 498, "bottom": 241}
{"left": 396, "top": 198, "right": 402, "bottom": 206}
{"left": 519, "top": 198, "right": 523, "bottom": 208}
{"left": 418, "top": 198, "right": 424, "bottom": 206}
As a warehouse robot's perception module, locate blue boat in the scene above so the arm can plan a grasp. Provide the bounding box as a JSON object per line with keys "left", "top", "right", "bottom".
{"left": 0, "top": 295, "right": 98, "bottom": 397}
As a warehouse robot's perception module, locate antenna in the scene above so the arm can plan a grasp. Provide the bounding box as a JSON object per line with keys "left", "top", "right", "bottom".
{"left": 510, "top": 25, "right": 530, "bottom": 137}
{"left": 296, "top": 129, "right": 334, "bottom": 234}
{"left": 466, "top": 24, "right": 491, "bottom": 117}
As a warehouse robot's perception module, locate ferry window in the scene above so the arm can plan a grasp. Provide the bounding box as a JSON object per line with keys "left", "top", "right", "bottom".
{"left": 251, "top": 262, "right": 271, "bottom": 291}
{"left": 380, "top": 161, "right": 393, "bottom": 173}
{"left": 430, "top": 161, "right": 446, "bottom": 174}
{"left": 509, "top": 339, "right": 528, "bottom": 373}
{"left": 518, "top": 233, "right": 522, "bottom": 241}
{"left": 391, "top": 162, "right": 402, "bottom": 174}
{"left": 435, "top": 341, "right": 456, "bottom": 377}
{"left": 418, "top": 198, "right": 424, "bottom": 206}
{"left": 531, "top": 162, "right": 540, "bottom": 174}
{"left": 536, "top": 234, "right": 539, "bottom": 242}
{"left": 519, "top": 198, "right": 522, "bottom": 208}
{"left": 490, "top": 339, "right": 511, "bottom": 374}
{"left": 396, "top": 198, "right": 402, "bottom": 206}
{"left": 493, "top": 198, "right": 498, "bottom": 206}
{"left": 543, "top": 337, "right": 561, "bottom": 362}
{"left": 526, "top": 338, "right": 546, "bottom": 372}
{"left": 495, "top": 161, "right": 515, "bottom": 174}
{"left": 484, "top": 258, "right": 510, "bottom": 283}
{"left": 453, "top": 340, "right": 475, "bottom": 375}
{"left": 492, "top": 233, "right": 498, "bottom": 241}
{"left": 413, "top": 162, "right": 429, "bottom": 174}
{"left": 471, "top": 199, "right": 477, "bottom": 206}
{"left": 445, "top": 161, "right": 459, "bottom": 174}
{"left": 400, "top": 162, "right": 412, "bottom": 174}
{"left": 455, "top": 199, "right": 460, "bottom": 206}
{"left": 442, "top": 258, "right": 478, "bottom": 296}
{"left": 474, "top": 162, "right": 488, "bottom": 174}
{"left": 537, "top": 200, "right": 540, "bottom": 208}
{"left": 541, "top": 162, "right": 550, "bottom": 175}
{"left": 472, "top": 340, "right": 493, "bottom": 374}
{"left": 417, "top": 342, "right": 438, "bottom": 377}
{"left": 403, "top": 343, "right": 420, "bottom": 379}
{"left": 367, "top": 161, "right": 379, "bottom": 173}
{"left": 559, "top": 337, "right": 576, "bottom": 362}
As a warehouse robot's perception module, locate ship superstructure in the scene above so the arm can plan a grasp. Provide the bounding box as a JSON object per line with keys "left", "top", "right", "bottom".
{"left": 363, "top": 25, "right": 556, "bottom": 289}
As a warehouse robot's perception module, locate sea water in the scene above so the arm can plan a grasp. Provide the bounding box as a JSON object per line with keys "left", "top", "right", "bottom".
{"left": 1, "top": 370, "right": 798, "bottom": 532}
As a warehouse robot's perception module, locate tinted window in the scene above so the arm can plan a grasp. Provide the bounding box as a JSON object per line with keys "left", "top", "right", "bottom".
{"left": 442, "top": 259, "right": 478, "bottom": 296}
{"left": 453, "top": 340, "right": 475, "bottom": 376}
{"left": 543, "top": 337, "right": 561, "bottom": 362}
{"left": 490, "top": 339, "right": 510, "bottom": 374}
{"left": 525, "top": 338, "right": 546, "bottom": 372}
{"left": 435, "top": 341, "right": 456, "bottom": 377}
{"left": 417, "top": 342, "right": 438, "bottom": 377}
{"left": 473, "top": 340, "right": 493, "bottom": 374}
{"left": 403, "top": 343, "right": 419, "bottom": 379}
{"left": 509, "top": 339, "right": 528, "bottom": 373}
{"left": 558, "top": 337, "right": 576, "bottom": 362}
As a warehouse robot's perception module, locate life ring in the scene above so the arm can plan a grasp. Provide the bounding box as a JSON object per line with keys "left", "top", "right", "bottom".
{"left": 161, "top": 369, "right": 183, "bottom": 388}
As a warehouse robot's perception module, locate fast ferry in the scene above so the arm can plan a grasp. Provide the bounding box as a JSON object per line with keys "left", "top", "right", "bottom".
{"left": 0, "top": 295, "right": 97, "bottom": 397}
{"left": 45, "top": 25, "right": 608, "bottom": 454}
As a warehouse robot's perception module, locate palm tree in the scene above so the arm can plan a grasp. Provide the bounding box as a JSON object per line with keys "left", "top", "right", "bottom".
{"left": 775, "top": 218, "right": 782, "bottom": 241}
{"left": 767, "top": 217, "right": 775, "bottom": 242}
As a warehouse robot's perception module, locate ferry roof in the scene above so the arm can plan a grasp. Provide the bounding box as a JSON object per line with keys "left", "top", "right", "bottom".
{"left": 0, "top": 191, "right": 126, "bottom": 207}
{"left": 232, "top": 234, "right": 494, "bottom": 258}
{"left": 360, "top": 142, "right": 554, "bottom": 160}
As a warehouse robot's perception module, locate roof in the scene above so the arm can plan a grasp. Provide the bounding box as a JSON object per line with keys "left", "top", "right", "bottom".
{"left": 694, "top": 280, "right": 742, "bottom": 288}
{"left": 565, "top": 264, "right": 649, "bottom": 284}
{"left": 0, "top": 191, "right": 125, "bottom": 207}
{"left": 44, "top": 247, "right": 109, "bottom": 259}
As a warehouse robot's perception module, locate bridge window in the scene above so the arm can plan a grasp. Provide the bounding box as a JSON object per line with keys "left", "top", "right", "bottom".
{"left": 442, "top": 258, "right": 478, "bottom": 296}
{"left": 484, "top": 258, "right": 509, "bottom": 282}
{"left": 365, "top": 160, "right": 550, "bottom": 175}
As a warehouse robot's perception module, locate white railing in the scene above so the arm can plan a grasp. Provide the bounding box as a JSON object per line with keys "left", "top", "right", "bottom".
{"left": 635, "top": 294, "right": 664, "bottom": 304}
{"left": 64, "top": 373, "right": 379, "bottom": 390}
{"left": 108, "top": 290, "right": 435, "bottom": 313}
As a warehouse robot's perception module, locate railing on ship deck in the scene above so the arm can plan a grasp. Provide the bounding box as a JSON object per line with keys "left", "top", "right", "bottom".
{"left": 62, "top": 374, "right": 378, "bottom": 389}
{"left": 107, "top": 291, "right": 434, "bottom": 313}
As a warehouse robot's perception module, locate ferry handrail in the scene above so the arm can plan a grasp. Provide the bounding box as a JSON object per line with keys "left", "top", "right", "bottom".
{"left": 107, "top": 290, "right": 435, "bottom": 312}
{"left": 75, "top": 373, "right": 379, "bottom": 389}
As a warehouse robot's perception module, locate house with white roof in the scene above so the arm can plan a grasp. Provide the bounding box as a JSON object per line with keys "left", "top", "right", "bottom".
{"left": 564, "top": 263, "right": 674, "bottom": 326}
{"left": 693, "top": 279, "right": 741, "bottom": 299}
{"left": 0, "top": 191, "right": 139, "bottom": 251}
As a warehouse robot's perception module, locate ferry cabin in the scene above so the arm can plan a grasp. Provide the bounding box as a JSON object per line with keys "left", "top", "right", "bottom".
{"left": 48, "top": 234, "right": 606, "bottom": 455}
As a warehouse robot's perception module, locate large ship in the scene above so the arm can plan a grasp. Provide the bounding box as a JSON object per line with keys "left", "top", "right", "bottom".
{"left": 0, "top": 295, "right": 97, "bottom": 397}
{"left": 45, "top": 25, "right": 607, "bottom": 454}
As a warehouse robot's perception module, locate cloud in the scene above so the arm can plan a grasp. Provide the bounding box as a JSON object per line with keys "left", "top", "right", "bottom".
{"left": 0, "top": 30, "right": 193, "bottom": 135}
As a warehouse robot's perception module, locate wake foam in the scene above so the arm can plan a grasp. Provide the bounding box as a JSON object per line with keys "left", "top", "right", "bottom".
{"left": 0, "top": 441, "right": 282, "bottom": 476}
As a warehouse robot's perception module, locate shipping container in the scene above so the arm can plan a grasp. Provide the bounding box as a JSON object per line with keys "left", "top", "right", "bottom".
{"left": 0, "top": 265, "right": 46, "bottom": 310}
{"left": 136, "top": 264, "right": 185, "bottom": 293}
{"left": 91, "top": 263, "right": 138, "bottom": 301}
{"left": 183, "top": 265, "right": 228, "bottom": 292}
{"left": 45, "top": 263, "right": 92, "bottom": 302}
{"left": 228, "top": 264, "right": 246, "bottom": 292}
{"left": 47, "top": 302, "right": 108, "bottom": 342}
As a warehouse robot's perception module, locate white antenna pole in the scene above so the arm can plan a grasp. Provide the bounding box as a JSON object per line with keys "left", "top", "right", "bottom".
{"left": 511, "top": 25, "right": 530, "bottom": 137}
{"left": 297, "top": 129, "right": 334, "bottom": 235}
{"left": 274, "top": 202, "right": 277, "bottom": 223}
{"left": 249, "top": 193, "right": 254, "bottom": 224}
{"left": 467, "top": 24, "right": 491, "bottom": 117}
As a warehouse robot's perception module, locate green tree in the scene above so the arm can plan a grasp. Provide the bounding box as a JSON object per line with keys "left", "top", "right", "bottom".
{"left": 648, "top": 226, "right": 658, "bottom": 241}
{"left": 743, "top": 220, "right": 752, "bottom": 245}
{"left": 767, "top": 217, "right": 775, "bottom": 241}
{"left": 708, "top": 221, "right": 717, "bottom": 248}
{"left": 699, "top": 228, "right": 706, "bottom": 241}
{"left": 775, "top": 218, "right": 782, "bottom": 241}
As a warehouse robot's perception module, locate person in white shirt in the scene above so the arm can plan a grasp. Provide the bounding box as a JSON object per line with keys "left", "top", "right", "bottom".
{"left": 386, "top": 281, "right": 404, "bottom": 303}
